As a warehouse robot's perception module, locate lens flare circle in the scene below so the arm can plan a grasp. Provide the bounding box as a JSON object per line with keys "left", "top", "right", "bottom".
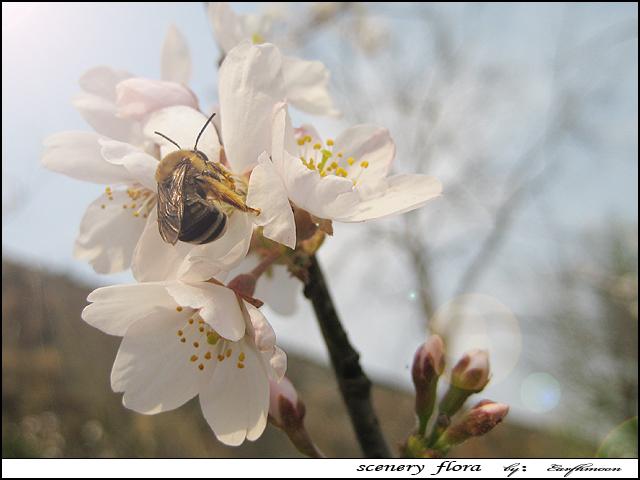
{"left": 432, "top": 293, "right": 522, "bottom": 386}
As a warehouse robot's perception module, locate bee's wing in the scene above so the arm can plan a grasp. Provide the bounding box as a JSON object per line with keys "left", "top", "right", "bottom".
{"left": 157, "top": 160, "right": 188, "bottom": 245}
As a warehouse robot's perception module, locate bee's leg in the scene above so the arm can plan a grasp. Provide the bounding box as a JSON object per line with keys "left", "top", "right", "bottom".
{"left": 206, "top": 181, "right": 261, "bottom": 216}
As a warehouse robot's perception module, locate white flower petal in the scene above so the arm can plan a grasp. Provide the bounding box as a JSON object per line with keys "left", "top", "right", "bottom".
{"left": 333, "top": 125, "right": 395, "bottom": 186}
{"left": 254, "top": 264, "right": 300, "bottom": 316}
{"left": 295, "top": 123, "right": 323, "bottom": 146}
{"left": 74, "top": 190, "right": 149, "bottom": 274}
{"left": 219, "top": 41, "right": 286, "bottom": 173}
{"left": 243, "top": 302, "right": 275, "bottom": 351}
{"left": 73, "top": 93, "right": 142, "bottom": 143}
{"left": 74, "top": 66, "right": 143, "bottom": 143}
{"left": 82, "top": 282, "right": 176, "bottom": 336}
{"left": 99, "top": 138, "right": 159, "bottom": 190}
{"left": 270, "top": 104, "right": 359, "bottom": 220}
{"left": 336, "top": 174, "right": 442, "bottom": 222}
{"left": 208, "top": 2, "right": 246, "bottom": 55}
{"left": 132, "top": 208, "right": 251, "bottom": 283}
{"left": 178, "top": 212, "right": 253, "bottom": 282}
{"left": 78, "top": 66, "right": 131, "bottom": 101}
{"left": 246, "top": 152, "right": 296, "bottom": 249}
{"left": 267, "top": 346, "right": 287, "bottom": 382}
{"left": 42, "top": 131, "right": 132, "bottom": 185}
{"left": 116, "top": 78, "right": 198, "bottom": 122}
{"left": 144, "top": 106, "right": 220, "bottom": 162}
{"left": 199, "top": 341, "right": 269, "bottom": 445}
{"left": 111, "top": 309, "right": 200, "bottom": 414}
{"left": 282, "top": 151, "right": 359, "bottom": 220}
{"left": 166, "top": 283, "right": 245, "bottom": 341}
{"left": 161, "top": 24, "right": 191, "bottom": 84}
{"left": 282, "top": 55, "right": 339, "bottom": 116}
{"left": 131, "top": 208, "right": 193, "bottom": 282}
{"left": 271, "top": 103, "right": 297, "bottom": 172}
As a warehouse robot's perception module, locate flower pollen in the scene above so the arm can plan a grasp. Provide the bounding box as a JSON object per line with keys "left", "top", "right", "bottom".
{"left": 101, "top": 186, "right": 155, "bottom": 219}
{"left": 175, "top": 310, "right": 246, "bottom": 373}
{"left": 296, "top": 134, "right": 369, "bottom": 185}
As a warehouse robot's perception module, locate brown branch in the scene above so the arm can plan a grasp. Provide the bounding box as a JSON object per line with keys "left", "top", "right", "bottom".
{"left": 303, "top": 255, "right": 391, "bottom": 458}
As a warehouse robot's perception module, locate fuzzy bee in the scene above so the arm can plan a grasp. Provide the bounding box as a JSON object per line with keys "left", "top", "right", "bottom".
{"left": 154, "top": 113, "right": 258, "bottom": 245}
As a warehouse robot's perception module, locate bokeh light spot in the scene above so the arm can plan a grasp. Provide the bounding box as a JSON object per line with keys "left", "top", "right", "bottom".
{"left": 520, "top": 372, "right": 561, "bottom": 413}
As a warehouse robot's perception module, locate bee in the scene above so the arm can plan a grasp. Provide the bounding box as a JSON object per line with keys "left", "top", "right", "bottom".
{"left": 154, "top": 113, "right": 259, "bottom": 245}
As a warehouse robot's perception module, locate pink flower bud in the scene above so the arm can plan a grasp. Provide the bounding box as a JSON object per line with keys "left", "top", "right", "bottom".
{"left": 269, "top": 377, "right": 304, "bottom": 429}
{"left": 412, "top": 335, "right": 445, "bottom": 385}
{"left": 464, "top": 401, "right": 510, "bottom": 436}
{"left": 451, "top": 349, "right": 490, "bottom": 391}
{"left": 435, "top": 400, "right": 509, "bottom": 450}
{"left": 268, "top": 376, "right": 324, "bottom": 458}
{"left": 412, "top": 335, "right": 446, "bottom": 431}
{"left": 115, "top": 78, "right": 198, "bottom": 120}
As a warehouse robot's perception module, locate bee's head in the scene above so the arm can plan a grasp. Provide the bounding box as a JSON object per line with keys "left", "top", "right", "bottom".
{"left": 193, "top": 150, "right": 209, "bottom": 163}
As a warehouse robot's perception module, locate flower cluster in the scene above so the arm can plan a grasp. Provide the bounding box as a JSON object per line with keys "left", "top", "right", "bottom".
{"left": 404, "top": 335, "right": 508, "bottom": 457}
{"left": 42, "top": 3, "right": 441, "bottom": 447}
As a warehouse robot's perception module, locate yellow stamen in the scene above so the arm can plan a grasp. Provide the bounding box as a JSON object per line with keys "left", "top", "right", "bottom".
{"left": 198, "top": 363, "right": 204, "bottom": 370}
{"left": 336, "top": 167, "right": 348, "bottom": 177}
{"left": 237, "top": 363, "right": 245, "bottom": 369}
{"left": 347, "top": 157, "right": 355, "bottom": 166}
{"left": 326, "top": 139, "right": 334, "bottom": 146}
{"left": 360, "top": 161, "right": 369, "bottom": 168}
{"left": 176, "top": 306, "right": 183, "bottom": 312}
{"left": 204, "top": 352, "right": 212, "bottom": 360}
{"left": 239, "top": 352, "right": 246, "bottom": 362}
{"left": 177, "top": 330, "right": 183, "bottom": 337}
{"left": 313, "top": 143, "right": 321, "bottom": 150}
{"left": 190, "top": 355, "right": 198, "bottom": 362}
{"left": 193, "top": 342, "right": 199, "bottom": 348}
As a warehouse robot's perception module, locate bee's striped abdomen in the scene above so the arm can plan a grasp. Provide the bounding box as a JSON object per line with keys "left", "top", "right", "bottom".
{"left": 178, "top": 199, "right": 228, "bottom": 245}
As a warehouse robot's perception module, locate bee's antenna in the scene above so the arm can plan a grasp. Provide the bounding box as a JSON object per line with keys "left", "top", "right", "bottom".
{"left": 154, "top": 131, "right": 182, "bottom": 150}
{"left": 194, "top": 112, "right": 216, "bottom": 151}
